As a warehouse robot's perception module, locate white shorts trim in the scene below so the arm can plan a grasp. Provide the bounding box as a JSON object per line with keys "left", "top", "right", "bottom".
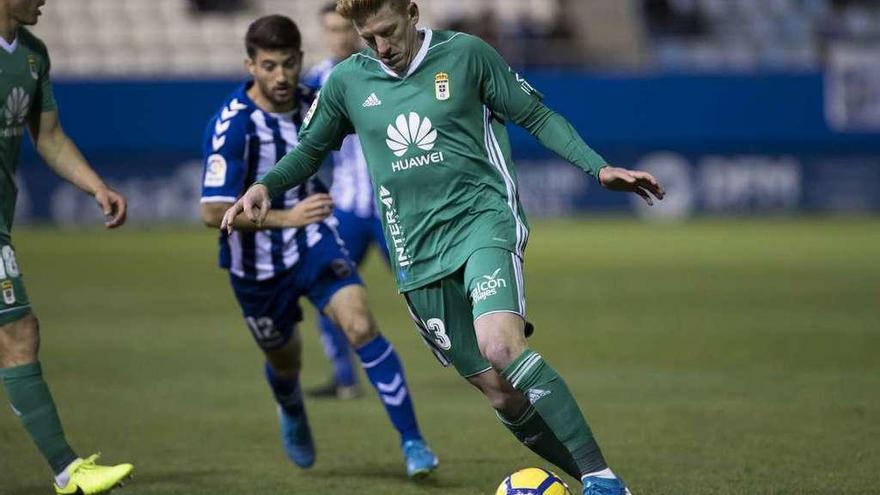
{"left": 200, "top": 196, "right": 237, "bottom": 203}
{"left": 462, "top": 365, "right": 494, "bottom": 378}
{"left": 473, "top": 309, "right": 525, "bottom": 325}
{"left": 0, "top": 304, "right": 31, "bottom": 316}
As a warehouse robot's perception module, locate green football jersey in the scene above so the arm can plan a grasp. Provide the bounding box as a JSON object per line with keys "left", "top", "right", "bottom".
{"left": 0, "top": 28, "right": 56, "bottom": 243}
{"left": 265, "top": 30, "right": 605, "bottom": 291}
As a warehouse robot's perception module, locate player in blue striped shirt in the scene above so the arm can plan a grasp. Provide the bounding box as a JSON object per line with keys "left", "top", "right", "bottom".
{"left": 300, "top": 2, "right": 390, "bottom": 400}
{"left": 199, "top": 15, "right": 437, "bottom": 478}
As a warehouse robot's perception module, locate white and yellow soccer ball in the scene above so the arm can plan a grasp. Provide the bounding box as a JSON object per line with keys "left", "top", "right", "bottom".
{"left": 495, "top": 467, "right": 573, "bottom": 495}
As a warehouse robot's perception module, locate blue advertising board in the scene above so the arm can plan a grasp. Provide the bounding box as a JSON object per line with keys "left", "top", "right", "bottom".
{"left": 14, "top": 72, "right": 880, "bottom": 225}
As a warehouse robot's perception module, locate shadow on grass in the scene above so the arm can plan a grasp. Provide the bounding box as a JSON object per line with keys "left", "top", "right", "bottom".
{"left": 303, "top": 454, "right": 517, "bottom": 491}
{"left": 7, "top": 468, "right": 222, "bottom": 495}
{"left": 304, "top": 463, "right": 467, "bottom": 490}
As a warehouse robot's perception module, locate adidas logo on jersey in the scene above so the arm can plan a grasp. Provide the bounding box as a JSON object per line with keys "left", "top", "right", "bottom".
{"left": 527, "top": 388, "right": 551, "bottom": 404}
{"left": 363, "top": 93, "right": 382, "bottom": 107}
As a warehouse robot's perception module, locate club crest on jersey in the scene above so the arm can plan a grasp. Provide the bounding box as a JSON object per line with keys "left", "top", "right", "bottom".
{"left": 1, "top": 280, "right": 15, "bottom": 305}
{"left": 434, "top": 72, "right": 450, "bottom": 101}
{"left": 27, "top": 55, "right": 38, "bottom": 80}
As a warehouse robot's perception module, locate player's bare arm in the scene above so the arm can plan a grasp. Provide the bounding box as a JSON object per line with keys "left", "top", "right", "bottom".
{"left": 27, "top": 109, "right": 127, "bottom": 228}
{"left": 206, "top": 192, "right": 333, "bottom": 230}
{"left": 457, "top": 34, "right": 665, "bottom": 209}
{"left": 511, "top": 102, "right": 667, "bottom": 207}
{"left": 221, "top": 183, "right": 272, "bottom": 233}
{"left": 521, "top": 111, "right": 667, "bottom": 206}
{"left": 598, "top": 166, "right": 666, "bottom": 206}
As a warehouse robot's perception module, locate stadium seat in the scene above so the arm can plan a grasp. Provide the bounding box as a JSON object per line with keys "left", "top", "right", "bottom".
{"left": 29, "top": 0, "right": 880, "bottom": 76}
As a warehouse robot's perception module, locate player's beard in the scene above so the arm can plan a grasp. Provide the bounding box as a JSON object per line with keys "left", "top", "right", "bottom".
{"left": 258, "top": 79, "right": 295, "bottom": 112}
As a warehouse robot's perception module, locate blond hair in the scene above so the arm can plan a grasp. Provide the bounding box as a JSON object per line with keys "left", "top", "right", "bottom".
{"left": 335, "top": 0, "right": 408, "bottom": 20}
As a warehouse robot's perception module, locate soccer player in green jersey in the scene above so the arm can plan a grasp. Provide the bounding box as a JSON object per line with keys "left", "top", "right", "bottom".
{"left": 0, "top": 1, "right": 133, "bottom": 493}
{"left": 222, "top": 1, "right": 665, "bottom": 493}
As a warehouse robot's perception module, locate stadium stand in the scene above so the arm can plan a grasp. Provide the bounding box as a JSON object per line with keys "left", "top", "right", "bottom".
{"left": 12, "top": 0, "right": 880, "bottom": 223}
{"left": 33, "top": 0, "right": 574, "bottom": 76}
{"left": 644, "top": 0, "right": 880, "bottom": 71}
{"left": 27, "top": 0, "right": 880, "bottom": 76}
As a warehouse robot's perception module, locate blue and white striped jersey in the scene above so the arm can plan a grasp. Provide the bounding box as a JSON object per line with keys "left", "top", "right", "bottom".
{"left": 201, "top": 82, "right": 331, "bottom": 281}
{"left": 304, "top": 59, "right": 376, "bottom": 219}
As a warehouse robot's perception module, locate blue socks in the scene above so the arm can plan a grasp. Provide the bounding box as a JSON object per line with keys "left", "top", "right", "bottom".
{"left": 264, "top": 363, "right": 304, "bottom": 416}
{"left": 318, "top": 316, "right": 358, "bottom": 387}
{"left": 264, "top": 335, "right": 422, "bottom": 444}
{"left": 355, "top": 335, "right": 422, "bottom": 443}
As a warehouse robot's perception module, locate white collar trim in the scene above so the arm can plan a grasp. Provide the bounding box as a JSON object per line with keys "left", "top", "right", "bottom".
{"left": 0, "top": 34, "right": 18, "bottom": 54}
{"left": 378, "top": 28, "right": 433, "bottom": 79}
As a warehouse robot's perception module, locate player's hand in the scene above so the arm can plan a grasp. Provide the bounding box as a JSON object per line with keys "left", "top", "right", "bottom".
{"left": 221, "top": 184, "right": 270, "bottom": 234}
{"left": 288, "top": 193, "right": 335, "bottom": 227}
{"left": 94, "top": 187, "right": 127, "bottom": 228}
{"left": 598, "top": 166, "right": 665, "bottom": 206}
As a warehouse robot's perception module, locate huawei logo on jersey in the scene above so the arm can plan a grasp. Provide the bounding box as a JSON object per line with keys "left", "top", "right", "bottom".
{"left": 4, "top": 87, "right": 30, "bottom": 127}
{"left": 386, "top": 112, "right": 437, "bottom": 157}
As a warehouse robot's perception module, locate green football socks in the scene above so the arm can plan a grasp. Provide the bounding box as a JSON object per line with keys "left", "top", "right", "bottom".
{"left": 496, "top": 402, "right": 580, "bottom": 478}
{"left": 502, "top": 349, "right": 607, "bottom": 476}
{"left": 1, "top": 362, "right": 78, "bottom": 474}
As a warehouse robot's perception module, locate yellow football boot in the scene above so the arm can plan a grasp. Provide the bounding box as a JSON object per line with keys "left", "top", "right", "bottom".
{"left": 54, "top": 454, "right": 133, "bottom": 494}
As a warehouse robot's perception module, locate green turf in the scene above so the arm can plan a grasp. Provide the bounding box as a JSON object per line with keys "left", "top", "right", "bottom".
{"left": 2, "top": 219, "right": 878, "bottom": 495}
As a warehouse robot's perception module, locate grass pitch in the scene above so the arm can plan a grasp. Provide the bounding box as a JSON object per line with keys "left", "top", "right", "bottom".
{"left": 2, "top": 219, "right": 878, "bottom": 495}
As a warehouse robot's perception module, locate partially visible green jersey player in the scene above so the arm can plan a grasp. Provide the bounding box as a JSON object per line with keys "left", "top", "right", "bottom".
{"left": 224, "top": 1, "right": 665, "bottom": 494}
{"left": 0, "top": 1, "right": 133, "bottom": 494}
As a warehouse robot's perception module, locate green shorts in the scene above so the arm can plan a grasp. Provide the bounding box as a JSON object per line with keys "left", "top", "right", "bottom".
{"left": 403, "top": 247, "right": 526, "bottom": 377}
{"left": 0, "top": 243, "right": 31, "bottom": 326}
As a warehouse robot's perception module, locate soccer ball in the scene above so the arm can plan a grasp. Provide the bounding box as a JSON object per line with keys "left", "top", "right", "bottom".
{"left": 495, "top": 467, "right": 573, "bottom": 495}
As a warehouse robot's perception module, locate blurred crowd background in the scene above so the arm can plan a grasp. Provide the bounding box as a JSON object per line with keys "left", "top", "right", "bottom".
{"left": 14, "top": 0, "right": 880, "bottom": 224}
{"left": 30, "top": 0, "right": 880, "bottom": 74}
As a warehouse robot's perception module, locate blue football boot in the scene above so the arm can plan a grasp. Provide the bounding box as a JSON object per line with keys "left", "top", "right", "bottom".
{"left": 277, "top": 405, "right": 316, "bottom": 468}
{"left": 582, "top": 476, "right": 632, "bottom": 495}
{"left": 401, "top": 439, "right": 439, "bottom": 479}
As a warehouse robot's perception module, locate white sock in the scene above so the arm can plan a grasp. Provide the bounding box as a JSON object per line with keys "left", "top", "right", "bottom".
{"left": 583, "top": 468, "right": 617, "bottom": 480}
{"left": 54, "top": 459, "right": 80, "bottom": 488}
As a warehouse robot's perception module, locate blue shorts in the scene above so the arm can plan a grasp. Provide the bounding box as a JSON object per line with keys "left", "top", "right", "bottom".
{"left": 332, "top": 208, "right": 389, "bottom": 266}
{"left": 230, "top": 231, "right": 362, "bottom": 350}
